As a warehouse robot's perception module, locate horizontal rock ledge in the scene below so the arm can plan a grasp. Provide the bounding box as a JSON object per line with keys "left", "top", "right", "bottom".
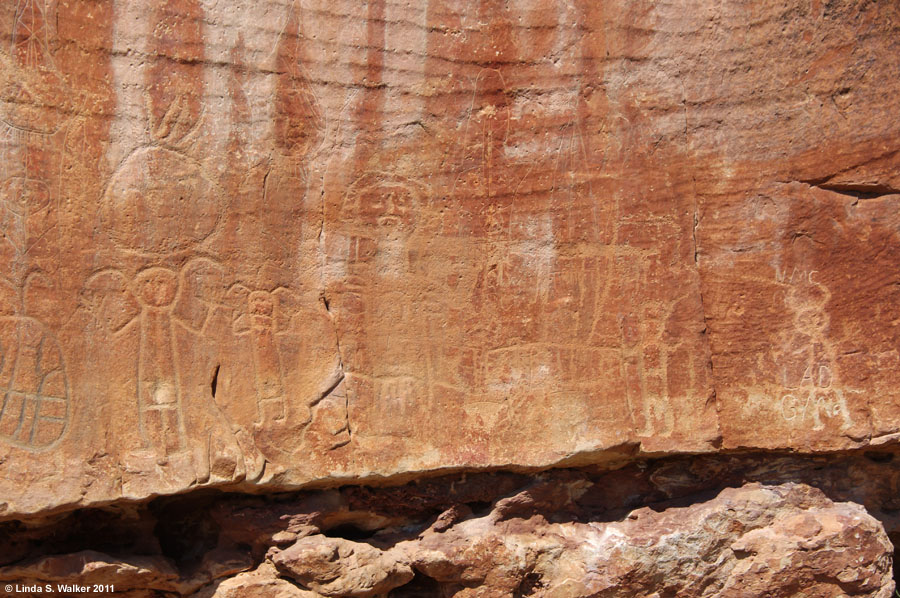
{"left": 2, "top": 452, "right": 899, "bottom": 597}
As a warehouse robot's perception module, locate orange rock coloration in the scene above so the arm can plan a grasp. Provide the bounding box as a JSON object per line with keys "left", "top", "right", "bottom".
{"left": 0, "top": 0, "right": 898, "bottom": 538}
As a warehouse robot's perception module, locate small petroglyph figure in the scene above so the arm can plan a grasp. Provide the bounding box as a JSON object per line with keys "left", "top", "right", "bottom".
{"left": 445, "top": 68, "right": 517, "bottom": 238}
{"left": 132, "top": 267, "right": 184, "bottom": 455}
{"left": 228, "top": 286, "right": 295, "bottom": 427}
{"left": 457, "top": 69, "right": 511, "bottom": 201}
{"left": 271, "top": 3, "right": 324, "bottom": 160}
{"left": 0, "top": 176, "right": 51, "bottom": 265}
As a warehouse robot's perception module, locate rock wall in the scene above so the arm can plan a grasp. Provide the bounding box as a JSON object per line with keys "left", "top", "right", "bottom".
{"left": 0, "top": 0, "right": 899, "bottom": 594}
{"left": 2, "top": 454, "right": 899, "bottom": 596}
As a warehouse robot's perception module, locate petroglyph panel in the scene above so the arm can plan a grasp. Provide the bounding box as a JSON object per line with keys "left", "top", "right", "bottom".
{"left": 0, "top": 0, "right": 899, "bottom": 519}
{"left": 321, "top": 0, "right": 719, "bottom": 465}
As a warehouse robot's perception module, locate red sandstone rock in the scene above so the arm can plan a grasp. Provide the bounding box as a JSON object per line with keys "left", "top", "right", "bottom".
{"left": 272, "top": 536, "right": 414, "bottom": 597}
{"left": 388, "top": 483, "right": 893, "bottom": 597}
{"left": 262, "top": 483, "right": 895, "bottom": 598}
{"left": 0, "top": 551, "right": 182, "bottom": 593}
{"left": 0, "top": 548, "right": 253, "bottom": 596}
{"left": 0, "top": 466, "right": 896, "bottom": 597}
{"left": 0, "top": 0, "right": 897, "bottom": 539}
{"left": 195, "top": 563, "right": 319, "bottom": 598}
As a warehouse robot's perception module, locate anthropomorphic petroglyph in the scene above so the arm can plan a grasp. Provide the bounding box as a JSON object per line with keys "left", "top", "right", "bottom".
{"left": 0, "top": 0, "right": 75, "bottom": 451}
{"left": 82, "top": 259, "right": 235, "bottom": 464}
{"left": 0, "top": 313, "right": 68, "bottom": 451}
{"left": 774, "top": 269, "right": 855, "bottom": 430}
{"left": 327, "top": 172, "right": 441, "bottom": 443}
{"left": 260, "top": 0, "right": 325, "bottom": 252}
{"left": 226, "top": 286, "right": 299, "bottom": 422}
{"left": 79, "top": 0, "right": 253, "bottom": 484}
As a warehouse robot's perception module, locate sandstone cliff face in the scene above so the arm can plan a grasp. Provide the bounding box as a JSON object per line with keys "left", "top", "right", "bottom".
{"left": 0, "top": 0, "right": 899, "bottom": 594}
{"left": 0, "top": 0, "right": 898, "bottom": 521}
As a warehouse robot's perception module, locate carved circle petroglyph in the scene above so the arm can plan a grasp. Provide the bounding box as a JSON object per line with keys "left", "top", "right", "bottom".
{"left": 0, "top": 315, "right": 69, "bottom": 451}
{"left": 100, "top": 146, "right": 223, "bottom": 256}
{"left": 0, "top": 176, "right": 50, "bottom": 217}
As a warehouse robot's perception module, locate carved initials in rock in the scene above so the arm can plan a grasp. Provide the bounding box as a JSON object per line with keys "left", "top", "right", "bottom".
{"left": 775, "top": 271, "right": 854, "bottom": 429}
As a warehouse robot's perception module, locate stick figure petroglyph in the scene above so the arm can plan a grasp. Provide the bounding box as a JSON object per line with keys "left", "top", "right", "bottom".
{"left": 82, "top": 258, "right": 228, "bottom": 462}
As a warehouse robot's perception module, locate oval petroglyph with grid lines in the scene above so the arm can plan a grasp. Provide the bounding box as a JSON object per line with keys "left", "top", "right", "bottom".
{"left": 0, "top": 315, "right": 68, "bottom": 451}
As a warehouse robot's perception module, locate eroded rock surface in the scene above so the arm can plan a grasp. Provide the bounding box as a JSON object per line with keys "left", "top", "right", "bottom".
{"left": 2, "top": 467, "right": 896, "bottom": 597}
{"left": 0, "top": 0, "right": 897, "bottom": 519}
{"left": 391, "top": 482, "right": 894, "bottom": 597}
{"left": 272, "top": 536, "right": 414, "bottom": 597}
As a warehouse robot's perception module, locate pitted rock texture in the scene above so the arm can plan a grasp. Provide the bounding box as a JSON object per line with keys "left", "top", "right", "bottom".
{"left": 0, "top": 473, "right": 895, "bottom": 597}
{"left": 277, "top": 483, "right": 892, "bottom": 598}
{"left": 272, "top": 537, "right": 414, "bottom": 597}
{"left": 0, "top": 0, "right": 899, "bottom": 519}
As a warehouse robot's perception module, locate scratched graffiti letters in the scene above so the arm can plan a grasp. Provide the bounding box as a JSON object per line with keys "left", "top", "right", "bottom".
{"left": 774, "top": 267, "right": 854, "bottom": 429}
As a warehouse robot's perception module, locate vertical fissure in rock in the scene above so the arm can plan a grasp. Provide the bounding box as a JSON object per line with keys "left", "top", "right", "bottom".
{"left": 210, "top": 364, "right": 220, "bottom": 398}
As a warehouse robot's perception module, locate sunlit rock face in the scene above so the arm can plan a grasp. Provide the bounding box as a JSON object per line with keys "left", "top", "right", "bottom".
{"left": 2, "top": 463, "right": 898, "bottom": 597}
{"left": 0, "top": 0, "right": 898, "bottom": 523}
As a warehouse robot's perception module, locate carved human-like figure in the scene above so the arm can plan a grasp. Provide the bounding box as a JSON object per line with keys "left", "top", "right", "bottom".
{"left": 0, "top": 275, "right": 69, "bottom": 451}
{"left": 228, "top": 286, "right": 296, "bottom": 428}
{"left": 82, "top": 259, "right": 232, "bottom": 464}
{"left": 1, "top": 0, "right": 71, "bottom": 263}
{"left": 329, "top": 173, "right": 438, "bottom": 443}
{"left": 79, "top": 0, "right": 253, "bottom": 483}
